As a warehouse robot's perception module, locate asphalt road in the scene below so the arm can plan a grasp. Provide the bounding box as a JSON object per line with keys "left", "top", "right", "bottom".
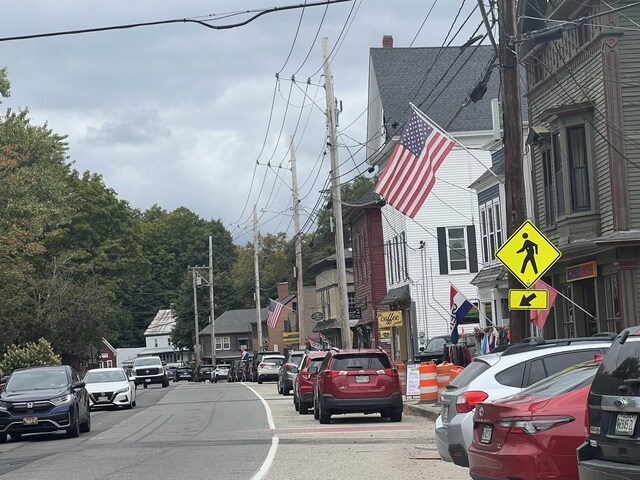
{"left": 0, "top": 380, "right": 470, "bottom": 480}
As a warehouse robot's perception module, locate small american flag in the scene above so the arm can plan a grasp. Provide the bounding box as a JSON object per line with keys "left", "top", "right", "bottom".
{"left": 374, "top": 106, "right": 455, "bottom": 218}
{"left": 267, "top": 299, "right": 284, "bottom": 329}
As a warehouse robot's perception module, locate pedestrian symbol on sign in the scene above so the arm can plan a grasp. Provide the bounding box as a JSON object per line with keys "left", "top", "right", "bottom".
{"left": 516, "top": 233, "right": 538, "bottom": 275}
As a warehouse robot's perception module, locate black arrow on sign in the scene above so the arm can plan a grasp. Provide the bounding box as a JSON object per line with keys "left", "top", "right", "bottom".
{"left": 520, "top": 293, "right": 537, "bottom": 307}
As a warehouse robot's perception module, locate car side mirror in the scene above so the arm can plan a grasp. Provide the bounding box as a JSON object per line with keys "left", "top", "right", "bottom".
{"left": 162, "top": 361, "right": 167, "bottom": 366}
{"left": 290, "top": 366, "right": 299, "bottom": 374}
{"left": 393, "top": 364, "right": 399, "bottom": 371}
{"left": 308, "top": 366, "right": 319, "bottom": 374}
{"left": 72, "top": 381, "right": 86, "bottom": 389}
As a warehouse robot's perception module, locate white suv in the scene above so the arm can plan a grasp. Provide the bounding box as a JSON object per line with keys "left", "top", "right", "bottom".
{"left": 257, "top": 355, "right": 284, "bottom": 384}
{"left": 436, "top": 337, "right": 613, "bottom": 467}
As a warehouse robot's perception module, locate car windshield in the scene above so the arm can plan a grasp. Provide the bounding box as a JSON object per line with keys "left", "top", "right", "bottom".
{"left": 449, "top": 359, "right": 491, "bottom": 388}
{"left": 134, "top": 358, "right": 161, "bottom": 366}
{"left": 331, "top": 354, "right": 391, "bottom": 370}
{"left": 425, "top": 337, "right": 448, "bottom": 353}
{"left": 263, "top": 357, "right": 284, "bottom": 365}
{"left": 85, "top": 370, "right": 127, "bottom": 383}
{"left": 288, "top": 354, "right": 304, "bottom": 365}
{"left": 517, "top": 362, "right": 599, "bottom": 397}
{"left": 5, "top": 370, "right": 68, "bottom": 392}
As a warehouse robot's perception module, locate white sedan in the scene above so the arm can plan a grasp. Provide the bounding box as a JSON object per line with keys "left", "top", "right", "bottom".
{"left": 84, "top": 367, "right": 136, "bottom": 409}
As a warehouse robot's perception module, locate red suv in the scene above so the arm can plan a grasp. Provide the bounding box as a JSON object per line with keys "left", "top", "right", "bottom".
{"left": 293, "top": 351, "right": 328, "bottom": 415}
{"left": 310, "top": 349, "right": 402, "bottom": 424}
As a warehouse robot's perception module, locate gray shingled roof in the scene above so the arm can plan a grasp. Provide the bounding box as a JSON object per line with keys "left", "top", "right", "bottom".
{"left": 200, "top": 308, "right": 255, "bottom": 335}
{"left": 370, "top": 45, "right": 526, "bottom": 136}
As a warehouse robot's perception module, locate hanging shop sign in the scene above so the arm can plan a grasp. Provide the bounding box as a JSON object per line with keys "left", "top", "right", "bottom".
{"left": 566, "top": 261, "right": 597, "bottom": 282}
{"left": 377, "top": 310, "right": 403, "bottom": 328}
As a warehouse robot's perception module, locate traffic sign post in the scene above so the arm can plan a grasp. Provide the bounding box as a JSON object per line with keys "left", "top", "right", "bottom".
{"left": 508, "top": 289, "right": 549, "bottom": 310}
{"left": 495, "top": 220, "right": 562, "bottom": 288}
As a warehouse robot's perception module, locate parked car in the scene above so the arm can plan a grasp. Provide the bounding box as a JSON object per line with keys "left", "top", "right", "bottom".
{"left": 196, "top": 365, "right": 215, "bottom": 382}
{"left": 277, "top": 350, "right": 305, "bottom": 395}
{"left": 131, "top": 356, "right": 169, "bottom": 389}
{"left": 577, "top": 326, "right": 640, "bottom": 480}
{"left": 165, "top": 365, "right": 178, "bottom": 382}
{"left": 0, "top": 365, "right": 91, "bottom": 442}
{"left": 173, "top": 365, "right": 194, "bottom": 382}
{"left": 468, "top": 359, "right": 602, "bottom": 480}
{"left": 415, "top": 333, "right": 477, "bottom": 363}
{"left": 436, "top": 337, "right": 612, "bottom": 467}
{"left": 311, "top": 348, "right": 402, "bottom": 424}
{"left": 212, "top": 364, "right": 230, "bottom": 383}
{"left": 257, "top": 355, "right": 285, "bottom": 384}
{"left": 250, "top": 351, "right": 281, "bottom": 382}
{"left": 84, "top": 367, "right": 136, "bottom": 410}
{"left": 293, "top": 351, "right": 328, "bottom": 414}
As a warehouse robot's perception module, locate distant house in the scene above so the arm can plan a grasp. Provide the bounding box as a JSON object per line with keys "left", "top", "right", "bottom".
{"left": 199, "top": 308, "right": 254, "bottom": 364}
{"left": 98, "top": 338, "right": 117, "bottom": 369}
{"left": 138, "top": 309, "right": 192, "bottom": 364}
{"left": 116, "top": 347, "right": 146, "bottom": 369}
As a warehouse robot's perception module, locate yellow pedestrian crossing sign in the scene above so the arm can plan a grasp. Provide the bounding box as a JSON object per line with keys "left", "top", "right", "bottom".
{"left": 495, "top": 220, "right": 561, "bottom": 287}
{"left": 508, "top": 289, "right": 549, "bottom": 310}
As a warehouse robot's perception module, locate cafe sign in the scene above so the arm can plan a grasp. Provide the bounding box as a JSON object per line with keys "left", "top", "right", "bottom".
{"left": 377, "top": 310, "right": 403, "bottom": 328}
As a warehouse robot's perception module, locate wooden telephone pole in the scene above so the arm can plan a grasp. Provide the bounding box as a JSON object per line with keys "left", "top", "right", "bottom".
{"left": 498, "top": 0, "right": 527, "bottom": 342}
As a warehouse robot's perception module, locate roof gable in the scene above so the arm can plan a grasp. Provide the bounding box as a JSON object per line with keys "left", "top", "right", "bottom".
{"left": 144, "top": 309, "right": 176, "bottom": 336}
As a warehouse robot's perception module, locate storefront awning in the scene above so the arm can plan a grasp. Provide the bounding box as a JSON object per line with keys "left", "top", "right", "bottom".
{"left": 380, "top": 285, "right": 411, "bottom": 305}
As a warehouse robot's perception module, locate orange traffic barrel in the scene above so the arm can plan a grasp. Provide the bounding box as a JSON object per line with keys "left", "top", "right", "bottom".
{"left": 395, "top": 362, "right": 406, "bottom": 395}
{"left": 449, "top": 366, "right": 464, "bottom": 383}
{"left": 436, "top": 362, "right": 452, "bottom": 394}
{"left": 419, "top": 361, "right": 438, "bottom": 402}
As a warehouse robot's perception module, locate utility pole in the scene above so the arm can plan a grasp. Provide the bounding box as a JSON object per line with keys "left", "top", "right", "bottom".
{"left": 209, "top": 236, "right": 216, "bottom": 364}
{"left": 192, "top": 268, "right": 200, "bottom": 363}
{"left": 253, "top": 205, "right": 264, "bottom": 351}
{"left": 322, "top": 37, "right": 351, "bottom": 349}
{"left": 290, "top": 136, "right": 306, "bottom": 351}
{"left": 498, "top": 0, "right": 527, "bottom": 342}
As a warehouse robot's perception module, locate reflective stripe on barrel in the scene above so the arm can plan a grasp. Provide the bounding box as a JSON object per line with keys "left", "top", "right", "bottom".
{"left": 419, "top": 361, "right": 438, "bottom": 402}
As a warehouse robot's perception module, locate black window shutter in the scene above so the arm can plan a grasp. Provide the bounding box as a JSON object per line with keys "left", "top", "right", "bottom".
{"left": 467, "top": 225, "right": 478, "bottom": 273}
{"left": 437, "top": 227, "right": 448, "bottom": 274}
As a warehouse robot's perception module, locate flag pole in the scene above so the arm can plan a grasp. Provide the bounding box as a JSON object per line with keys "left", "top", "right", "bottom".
{"left": 410, "top": 102, "right": 503, "bottom": 184}
{"left": 553, "top": 288, "right": 598, "bottom": 321}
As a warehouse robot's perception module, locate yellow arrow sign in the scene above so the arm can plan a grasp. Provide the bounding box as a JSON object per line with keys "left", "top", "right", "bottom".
{"left": 495, "top": 220, "right": 562, "bottom": 287}
{"left": 508, "top": 289, "right": 549, "bottom": 310}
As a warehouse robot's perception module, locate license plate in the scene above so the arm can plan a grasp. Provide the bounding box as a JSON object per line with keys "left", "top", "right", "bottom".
{"left": 23, "top": 417, "right": 38, "bottom": 425}
{"left": 480, "top": 424, "right": 493, "bottom": 444}
{"left": 145, "top": 378, "right": 151, "bottom": 382}
{"left": 355, "top": 375, "right": 369, "bottom": 383}
{"left": 98, "top": 396, "right": 107, "bottom": 402}
{"left": 615, "top": 413, "right": 637, "bottom": 436}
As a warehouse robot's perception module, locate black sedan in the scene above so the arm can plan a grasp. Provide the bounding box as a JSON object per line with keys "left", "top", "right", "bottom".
{"left": 172, "top": 366, "right": 194, "bottom": 382}
{"left": 0, "top": 365, "right": 91, "bottom": 442}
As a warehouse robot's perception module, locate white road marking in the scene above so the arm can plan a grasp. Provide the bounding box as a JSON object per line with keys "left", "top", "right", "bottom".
{"left": 245, "top": 383, "right": 279, "bottom": 480}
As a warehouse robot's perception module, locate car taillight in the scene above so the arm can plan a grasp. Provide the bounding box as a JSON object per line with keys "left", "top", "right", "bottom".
{"left": 322, "top": 370, "right": 340, "bottom": 379}
{"left": 259, "top": 363, "right": 267, "bottom": 368}
{"left": 496, "top": 416, "right": 574, "bottom": 434}
{"left": 302, "top": 368, "right": 311, "bottom": 381}
{"left": 456, "top": 391, "right": 489, "bottom": 413}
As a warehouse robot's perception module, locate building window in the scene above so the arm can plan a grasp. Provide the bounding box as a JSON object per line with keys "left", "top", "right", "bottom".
{"left": 542, "top": 148, "right": 555, "bottom": 225}
{"left": 154, "top": 338, "right": 158, "bottom": 347}
{"left": 567, "top": 126, "right": 590, "bottom": 211}
{"left": 215, "top": 337, "right": 222, "bottom": 351}
{"left": 348, "top": 292, "right": 356, "bottom": 309}
{"left": 447, "top": 227, "right": 468, "bottom": 272}
{"left": 106, "top": 360, "right": 113, "bottom": 368}
{"left": 479, "top": 200, "right": 503, "bottom": 264}
{"left": 386, "top": 240, "right": 394, "bottom": 285}
{"left": 223, "top": 337, "right": 230, "bottom": 350}
{"left": 552, "top": 132, "right": 566, "bottom": 216}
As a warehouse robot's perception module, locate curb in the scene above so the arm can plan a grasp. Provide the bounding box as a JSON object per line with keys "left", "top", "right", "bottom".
{"left": 403, "top": 402, "right": 440, "bottom": 420}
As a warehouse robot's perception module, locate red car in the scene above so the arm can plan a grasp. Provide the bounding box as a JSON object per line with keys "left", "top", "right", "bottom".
{"left": 468, "top": 360, "right": 601, "bottom": 480}
{"left": 311, "top": 349, "right": 402, "bottom": 424}
{"left": 292, "top": 351, "right": 328, "bottom": 415}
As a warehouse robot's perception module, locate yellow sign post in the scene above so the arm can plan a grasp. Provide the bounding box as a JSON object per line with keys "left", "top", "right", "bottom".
{"left": 508, "top": 289, "right": 549, "bottom": 310}
{"left": 495, "top": 220, "right": 562, "bottom": 287}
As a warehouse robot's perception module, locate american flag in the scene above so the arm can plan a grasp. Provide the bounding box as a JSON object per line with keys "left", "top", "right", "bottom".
{"left": 374, "top": 106, "right": 455, "bottom": 218}
{"left": 266, "top": 299, "right": 284, "bottom": 329}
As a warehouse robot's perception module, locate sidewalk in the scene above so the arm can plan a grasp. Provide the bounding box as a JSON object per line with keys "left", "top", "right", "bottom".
{"left": 403, "top": 396, "right": 441, "bottom": 420}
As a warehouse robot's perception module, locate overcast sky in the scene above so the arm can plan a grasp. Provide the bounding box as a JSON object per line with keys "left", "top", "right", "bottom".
{"left": 0, "top": 1, "right": 484, "bottom": 245}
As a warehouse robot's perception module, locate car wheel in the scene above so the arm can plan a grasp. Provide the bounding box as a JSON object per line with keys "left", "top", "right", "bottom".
{"left": 9, "top": 433, "right": 22, "bottom": 440}
{"left": 313, "top": 402, "right": 319, "bottom": 420}
{"left": 162, "top": 379, "right": 169, "bottom": 388}
{"left": 294, "top": 397, "right": 299, "bottom": 412}
{"left": 80, "top": 409, "right": 91, "bottom": 433}
{"left": 318, "top": 400, "right": 331, "bottom": 424}
{"left": 277, "top": 380, "right": 282, "bottom": 394}
{"left": 66, "top": 412, "right": 80, "bottom": 438}
{"left": 299, "top": 402, "right": 309, "bottom": 415}
{"left": 132, "top": 400, "right": 137, "bottom": 407}
{"left": 143, "top": 383, "right": 148, "bottom": 389}
{"left": 283, "top": 387, "right": 290, "bottom": 396}
{"left": 389, "top": 410, "right": 402, "bottom": 422}
{"left": 0, "top": 434, "right": 6, "bottom": 444}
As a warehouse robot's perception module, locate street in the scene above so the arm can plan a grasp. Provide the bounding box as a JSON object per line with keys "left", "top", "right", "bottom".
{"left": 0, "top": 381, "right": 469, "bottom": 480}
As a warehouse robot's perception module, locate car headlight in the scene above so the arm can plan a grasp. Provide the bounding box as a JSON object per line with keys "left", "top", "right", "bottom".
{"left": 114, "top": 386, "right": 129, "bottom": 395}
{"left": 51, "top": 394, "right": 71, "bottom": 405}
{"left": 0, "top": 400, "right": 10, "bottom": 410}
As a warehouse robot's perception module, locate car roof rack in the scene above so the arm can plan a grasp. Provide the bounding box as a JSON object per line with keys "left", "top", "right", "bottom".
{"left": 501, "top": 335, "right": 615, "bottom": 356}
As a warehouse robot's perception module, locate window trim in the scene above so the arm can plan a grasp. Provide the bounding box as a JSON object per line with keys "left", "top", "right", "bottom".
{"left": 446, "top": 226, "right": 469, "bottom": 273}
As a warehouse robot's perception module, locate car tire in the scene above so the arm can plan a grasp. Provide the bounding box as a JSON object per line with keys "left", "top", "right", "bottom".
{"left": 277, "top": 380, "right": 282, "bottom": 394}
{"left": 163, "top": 379, "right": 169, "bottom": 387}
{"left": 318, "top": 400, "right": 331, "bottom": 424}
{"left": 66, "top": 412, "right": 80, "bottom": 438}
{"left": 258, "top": 378, "right": 263, "bottom": 385}
{"left": 313, "top": 401, "right": 319, "bottom": 420}
{"left": 283, "top": 387, "right": 290, "bottom": 396}
{"left": 0, "top": 434, "right": 6, "bottom": 444}
{"left": 143, "top": 383, "right": 148, "bottom": 389}
{"left": 294, "top": 397, "right": 299, "bottom": 412}
{"left": 299, "top": 402, "right": 309, "bottom": 415}
{"left": 9, "top": 433, "right": 22, "bottom": 440}
{"left": 389, "top": 410, "right": 402, "bottom": 422}
{"left": 80, "top": 409, "right": 91, "bottom": 433}
{"left": 132, "top": 400, "right": 137, "bottom": 407}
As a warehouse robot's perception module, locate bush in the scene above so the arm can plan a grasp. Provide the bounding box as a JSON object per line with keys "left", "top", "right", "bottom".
{"left": 0, "top": 338, "right": 61, "bottom": 374}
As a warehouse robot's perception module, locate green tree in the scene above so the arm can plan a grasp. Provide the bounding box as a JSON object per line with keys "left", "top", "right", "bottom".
{"left": 0, "top": 338, "right": 61, "bottom": 374}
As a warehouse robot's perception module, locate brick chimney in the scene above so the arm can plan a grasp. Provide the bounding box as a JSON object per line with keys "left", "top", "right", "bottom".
{"left": 382, "top": 35, "right": 393, "bottom": 48}
{"left": 277, "top": 282, "right": 289, "bottom": 300}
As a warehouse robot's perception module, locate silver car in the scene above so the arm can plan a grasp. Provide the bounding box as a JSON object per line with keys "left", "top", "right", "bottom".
{"left": 277, "top": 351, "right": 304, "bottom": 395}
{"left": 436, "top": 338, "right": 611, "bottom": 467}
